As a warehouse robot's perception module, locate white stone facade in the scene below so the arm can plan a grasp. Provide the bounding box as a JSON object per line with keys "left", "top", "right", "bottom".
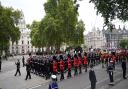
{"left": 9, "top": 16, "right": 37, "bottom": 54}
{"left": 86, "top": 27, "right": 106, "bottom": 50}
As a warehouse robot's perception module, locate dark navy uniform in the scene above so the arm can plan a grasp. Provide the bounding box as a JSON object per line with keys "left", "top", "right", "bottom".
{"left": 107, "top": 61, "right": 114, "bottom": 83}
{"left": 14, "top": 60, "right": 21, "bottom": 76}
{"left": 25, "top": 63, "right": 31, "bottom": 80}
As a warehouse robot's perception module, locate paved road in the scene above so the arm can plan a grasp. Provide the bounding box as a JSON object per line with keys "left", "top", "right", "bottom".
{"left": 1, "top": 55, "right": 28, "bottom": 73}
{"left": 30, "top": 64, "right": 127, "bottom": 89}
{"left": 0, "top": 57, "right": 127, "bottom": 89}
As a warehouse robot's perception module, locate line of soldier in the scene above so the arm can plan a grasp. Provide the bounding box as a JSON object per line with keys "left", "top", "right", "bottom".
{"left": 29, "top": 53, "right": 88, "bottom": 80}
{"left": 29, "top": 50, "right": 128, "bottom": 80}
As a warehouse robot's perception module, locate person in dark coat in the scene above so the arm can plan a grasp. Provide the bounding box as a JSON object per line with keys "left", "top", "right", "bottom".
{"left": 89, "top": 64, "right": 97, "bottom": 89}
{"left": 121, "top": 56, "right": 127, "bottom": 79}
{"left": 107, "top": 61, "right": 114, "bottom": 84}
{"left": 25, "top": 63, "right": 31, "bottom": 80}
{"left": 22, "top": 56, "right": 25, "bottom": 67}
{"left": 0, "top": 56, "right": 2, "bottom": 72}
{"left": 14, "top": 59, "right": 21, "bottom": 76}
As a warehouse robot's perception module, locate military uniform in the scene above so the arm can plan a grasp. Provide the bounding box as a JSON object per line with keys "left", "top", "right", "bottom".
{"left": 84, "top": 53, "right": 88, "bottom": 72}
{"left": 14, "top": 60, "right": 21, "bottom": 76}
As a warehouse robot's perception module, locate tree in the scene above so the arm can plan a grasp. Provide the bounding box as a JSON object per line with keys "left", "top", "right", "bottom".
{"left": 89, "top": 0, "right": 128, "bottom": 25}
{"left": 30, "top": 0, "right": 85, "bottom": 52}
{"left": 0, "top": 4, "right": 22, "bottom": 55}
{"left": 119, "top": 39, "right": 128, "bottom": 49}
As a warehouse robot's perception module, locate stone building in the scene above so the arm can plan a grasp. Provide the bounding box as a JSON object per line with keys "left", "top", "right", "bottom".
{"left": 9, "top": 15, "right": 37, "bottom": 54}
{"left": 86, "top": 27, "right": 106, "bottom": 50}
{"left": 103, "top": 25, "right": 128, "bottom": 50}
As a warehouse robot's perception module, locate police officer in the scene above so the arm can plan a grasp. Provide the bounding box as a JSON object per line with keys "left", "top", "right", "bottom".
{"left": 107, "top": 61, "right": 114, "bottom": 84}
{"left": 14, "top": 59, "right": 21, "bottom": 76}
{"left": 89, "top": 64, "right": 97, "bottom": 89}
{"left": 49, "top": 75, "right": 58, "bottom": 89}
{"left": 121, "top": 56, "right": 127, "bottom": 79}
{"left": 25, "top": 63, "right": 31, "bottom": 80}
{"left": 0, "top": 56, "right": 2, "bottom": 72}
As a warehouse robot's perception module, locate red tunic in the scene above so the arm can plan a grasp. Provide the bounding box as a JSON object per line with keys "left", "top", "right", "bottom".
{"left": 60, "top": 60, "right": 65, "bottom": 71}
{"left": 84, "top": 56, "right": 88, "bottom": 65}
{"left": 53, "top": 61, "right": 58, "bottom": 72}
{"left": 68, "top": 58, "right": 72, "bottom": 69}
{"left": 74, "top": 58, "right": 78, "bottom": 67}
{"left": 78, "top": 57, "right": 82, "bottom": 66}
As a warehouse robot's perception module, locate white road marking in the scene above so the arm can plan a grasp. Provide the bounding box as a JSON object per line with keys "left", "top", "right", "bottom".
{"left": 28, "top": 84, "right": 41, "bottom": 89}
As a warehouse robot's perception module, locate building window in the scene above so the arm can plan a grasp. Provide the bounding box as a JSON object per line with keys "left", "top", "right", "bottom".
{"left": 28, "top": 41, "right": 29, "bottom": 45}
{"left": 28, "top": 46, "right": 29, "bottom": 48}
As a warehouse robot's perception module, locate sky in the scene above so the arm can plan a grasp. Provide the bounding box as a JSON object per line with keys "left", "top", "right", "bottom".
{"left": 1, "top": 0, "right": 128, "bottom": 34}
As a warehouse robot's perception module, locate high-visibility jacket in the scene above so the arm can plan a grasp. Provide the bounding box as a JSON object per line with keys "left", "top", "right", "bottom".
{"left": 53, "top": 61, "right": 58, "bottom": 72}
{"left": 60, "top": 60, "right": 65, "bottom": 71}
{"left": 74, "top": 58, "right": 78, "bottom": 67}
{"left": 84, "top": 56, "right": 88, "bottom": 65}
{"left": 68, "top": 58, "right": 72, "bottom": 69}
{"left": 78, "top": 57, "right": 82, "bottom": 66}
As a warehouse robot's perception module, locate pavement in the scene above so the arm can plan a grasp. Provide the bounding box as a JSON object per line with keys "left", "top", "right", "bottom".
{"left": 0, "top": 56, "right": 128, "bottom": 89}
{"left": 111, "top": 78, "right": 128, "bottom": 89}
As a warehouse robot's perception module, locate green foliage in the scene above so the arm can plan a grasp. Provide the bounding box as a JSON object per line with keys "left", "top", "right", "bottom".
{"left": 0, "top": 4, "right": 22, "bottom": 53}
{"left": 89, "top": 0, "right": 128, "bottom": 25}
{"left": 119, "top": 39, "right": 128, "bottom": 49}
{"left": 30, "top": 0, "right": 85, "bottom": 50}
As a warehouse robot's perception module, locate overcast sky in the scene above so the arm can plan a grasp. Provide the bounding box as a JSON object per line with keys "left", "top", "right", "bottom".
{"left": 1, "top": 0, "right": 128, "bottom": 34}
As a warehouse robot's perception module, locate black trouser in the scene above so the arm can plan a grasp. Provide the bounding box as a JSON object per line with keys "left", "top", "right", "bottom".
{"left": 109, "top": 71, "right": 114, "bottom": 82}
{"left": 74, "top": 66, "right": 78, "bottom": 75}
{"left": 79, "top": 65, "right": 82, "bottom": 74}
{"left": 22, "top": 62, "right": 25, "bottom": 67}
{"left": 84, "top": 64, "right": 87, "bottom": 72}
{"left": 91, "top": 82, "right": 96, "bottom": 89}
{"left": 123, "top": 69, "right": 126, "bottom": 78}
{"left": 91, "top": 59, "right": 95, "bottom": 65}
{"left": 60, "top": 70, "right": 64, "bottom": 80}
{"left": 67, "top": 69, "right": 71, "bottom": 78}
{"left": 15, "top": 68, "right": 21, "bottom": 76}
{"left": 25, "top": 71, "right": 31, "bottom": 80}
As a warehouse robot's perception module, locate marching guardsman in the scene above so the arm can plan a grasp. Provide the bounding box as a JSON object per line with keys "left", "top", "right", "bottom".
{"left": 78, "top": 53, "right": 82, "bottom": 74}
{"left": 53, "top": 56, "right": 58, "bottom": 75}
{"left": 74, "top": 54, "right": 78, "bottom": 76}
{"left": 107, "top": 61, "right": 114, "bottom": 84}
{"left": 67, "top": 54, "right": 72, "bottom": 78}
{"left": 59, "top": 55, "right": 65, "bottom": 80}
{"left": 84, "top": 52, "right": 88, "bottom": 72}
{"left": 101, "top": 54, "right": 105, "bottom": 68}
{"left": 25, "top": 62, "right": 31, "bottom": 80}
{"left": 112, "top": 54, "right": 116, "bottom": 70}
{"left": 105, "top": 54, "right": 109, "bottom": 68}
